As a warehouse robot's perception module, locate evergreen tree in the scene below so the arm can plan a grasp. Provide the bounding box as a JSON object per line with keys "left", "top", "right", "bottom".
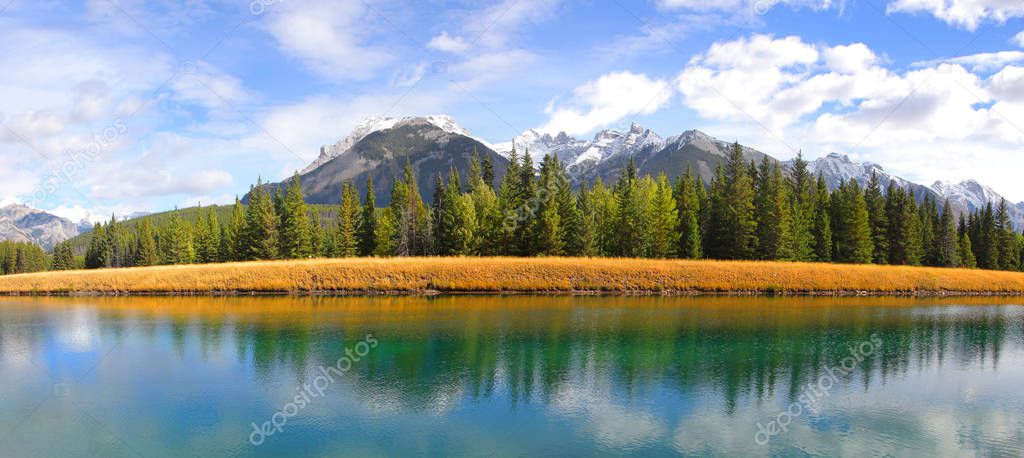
{"left": 358, "top": 176, "right": 378, "bottom": 256}
{"left": 674, "top": 167, "right": 702, "bottom": 259}
{"left": 648, "top": 173, "right": 679, "bottom": 258}
{"left": 718, "top": 143, "right": 756, "bottom": 259}
{"left": 482, "top": 153, "right": 495, "bottom": 190}
{"left": 811, "top": 175, "right": 833, "bottom": 262}
{"left": 223, "top": 197, "right": 245, "bottom": 262}
{"left": 160, "top": 209, "right": 194, "bottom": 265}
{"left": 374, "top": 208, "right": 398, "bottom": 256}
{"left": 242, "top": 179, "right": 279, "bottom": 260}
{"left": 754, "top": 159, "right": 792, "bottom": 260}
{"left": 613, "top": 159, "right": 641, "bottom": 257}
{"left": 335, "top": 181, "right": 361, "bottom": 258}
{"left": 959, "top": 232, "right": 977, "bottom": 268}
{"left": 134, "top": 219, "right": 158, "bottom": 267}
{"left": 996, "top": 198, "right": 1018, "bottom": 270}
{"left": 309, "top": 211, "right": 325, "bottom": 257}
{"left": 51, "top": 241, "right": 76, "bottom": 271}
{"left": 576, "top": 184, "right": 599, "bottom": 256}
{"left": 832, "top": 179, "right": 873, "bottom": 264}
{"left": 279, "top": 173, "right": 312, "bottom": 259}
{"left": 864, "top": 171, "right": 888, "bottom": 264}
{"left": 786, "top": 152, "right": 815, "bottom": 261}
{"left": 936, "top": 199, "right": 960, "bottom": 267}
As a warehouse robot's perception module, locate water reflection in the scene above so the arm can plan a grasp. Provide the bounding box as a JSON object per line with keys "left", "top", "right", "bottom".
{"left": 0, "top": 296, "right": 1022, "bottom": 457}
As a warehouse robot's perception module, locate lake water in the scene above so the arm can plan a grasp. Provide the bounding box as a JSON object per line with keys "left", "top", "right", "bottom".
{"left": 0, "top": 296, "right": 1022, "bottom": 457}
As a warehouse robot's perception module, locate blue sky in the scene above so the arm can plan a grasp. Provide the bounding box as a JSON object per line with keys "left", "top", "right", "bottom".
{"left": 1, "top": 0, "right": 1023, "bottom": 221}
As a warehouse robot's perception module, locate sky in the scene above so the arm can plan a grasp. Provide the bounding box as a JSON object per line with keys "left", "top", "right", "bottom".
{"left": 1, "top": 0, "right": 1024, "bottom": 222}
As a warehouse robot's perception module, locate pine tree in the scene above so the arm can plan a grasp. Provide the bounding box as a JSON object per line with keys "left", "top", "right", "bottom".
{"left": 754, "top": 159, "right": 792, "bottom": 260}
{"left": 374, "top": 208, "right": 397, "bottom": 256}
{"left": 279, "top": 173, "right": 312, "bottom": 259}
{"left": 864, "top": 171, "right": 888, "bottom": 264}
{"left": 161, "top": 209, "right": 194, "bottom": 265}
{"left": 495, "top": 146, "right": 522, "bottom": 256}
{"left": 482, "top": 153, "right": 495, "bottom": 190}
{"left": 786, "top": 152, "right": 815, "bottom": 261}
{"left": 308, "top": 211, "right": 325, "bottom": 257}
{"left": 223, "top": 197, "right": 245, "bottom": 262}
{"left": 959, "top": 232, "right": 977, "bottom": 268}
{"left": 335, "top": 181, "right": 360, "bottom": 258}
{"left": 358, "top": 176, "right": 378, "bottom": 256}
{"left": 576, "top": 184, "right": 599, "bottom": 256}
{"left": 242, "top": 178, "right": 279, "bottom": 260}
{"left": 648, "top": 173, "right": 679, "bottom": 258}
{"left": 674, "top": 167, "right": 702, "bottom": 259}
{"left": 811, "top": 175, "right": 833, "bottom": 262}
{"left": 996, "top": 199, "right": 1018, "bottom": 270}
{"left": 936, "top": 199, "right": 961, "bottom": 267}
{"left": 467, "top": 146, "right": 482, "bottom": 193}
{"left": 613, "top": 159, "right": 641, "bottom": 257}
{"left": 134, "top": 219, "right": 158, "bottom": 267}
{"left": 51, "top": 241, "right": 76, "bottom": 271}
{"left": 719, "top": 143, "right": 756, "bottom": 259}
{"left": 832, "top": 179, "right": 873, "bottom": 264}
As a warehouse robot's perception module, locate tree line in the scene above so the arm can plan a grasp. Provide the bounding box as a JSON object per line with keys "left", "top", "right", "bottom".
{"left": 0, "top": 241, "right": 48, "bottom": 275}
{"left": 40, "top": 143, "right": 1024, "bottom": 272}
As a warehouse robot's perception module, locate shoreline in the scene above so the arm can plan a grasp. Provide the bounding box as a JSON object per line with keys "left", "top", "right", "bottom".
{"left": 3, "top": 257, "right": 1024, "bottom": 297}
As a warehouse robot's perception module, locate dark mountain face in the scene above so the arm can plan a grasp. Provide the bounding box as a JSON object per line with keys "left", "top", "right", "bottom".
{"left": 261, "top": 120, "right": 509, "bottom": 206}
{"left": 573, "top": 133, "right": 775, "bottom": 187}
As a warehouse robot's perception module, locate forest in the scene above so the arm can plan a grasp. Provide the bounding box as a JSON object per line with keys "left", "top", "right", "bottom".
{"left": 30, "top": 143, "right": 1024, "bottom": 274}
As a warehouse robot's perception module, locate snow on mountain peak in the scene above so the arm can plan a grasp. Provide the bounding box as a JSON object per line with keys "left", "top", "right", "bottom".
{"left": 302, "top": 115, "right": 479, "bottom": 174}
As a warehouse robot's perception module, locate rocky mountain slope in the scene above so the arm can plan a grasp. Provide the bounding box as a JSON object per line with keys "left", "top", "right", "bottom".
{"left": 266, "top": 116, "right": 508, "bottom": 206}
{"left": 0, "top": 204, "right": 80, "bottom": 249}
{"left": 284, "top": 114, "right": 1023, "bottom": 229}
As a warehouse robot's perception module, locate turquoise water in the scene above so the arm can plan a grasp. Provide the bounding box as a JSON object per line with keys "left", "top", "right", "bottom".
{"left": 0, "top": 296, "right": 1022, "bottom": 457}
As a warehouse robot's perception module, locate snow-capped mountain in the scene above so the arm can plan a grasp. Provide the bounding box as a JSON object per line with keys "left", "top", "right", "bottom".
{"left": 932, "top": 180, "right": 1024, "bottom": 229}
{"left": 294, "top": 114, "right": 1024, "bottom": 228}
{"left": 793, "top": 153, "right": 924, "bottom": 193}
{"left": 0, "top": 204, "right": 80, "bottom": 249}
{"left": 493, "top": 122, "right": 665, "bottom": 171}
{"left": 787, "top": 153, "right": 1024, "bottom": 229}
{"left": 302, "top": 115, "right": 485, "bottom": 174}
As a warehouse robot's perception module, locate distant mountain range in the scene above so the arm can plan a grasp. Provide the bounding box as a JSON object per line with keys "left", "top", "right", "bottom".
{"left": 285, "top": 115, "right": 1024, "bottom": 229}
{"left": 6, "top": 115, "right": 1022, "bottom": 250}
{"left": 0, "top": 204, "right": 80, "bottom": 250}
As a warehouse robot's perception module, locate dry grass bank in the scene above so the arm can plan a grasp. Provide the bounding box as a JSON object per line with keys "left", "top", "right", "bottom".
{"left": 1, "top": 257, "right": 1024, "bottom": 295}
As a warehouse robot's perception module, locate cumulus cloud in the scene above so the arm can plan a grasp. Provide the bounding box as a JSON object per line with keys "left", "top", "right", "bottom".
{"left": 541, "top": 71, "right": 672, "bottom": 135}
{"left": 914, "top": 51, "right": 1024, "bottom": 73}
{"left": 427, "top": 31, "right": 470, "bottom": 53}
{"left": 676, "top": 33, "right": 1024, "bottom": 200}
{"left": 261, "top": 0, "right": 393, "bottom": 81}
{"left": 886, "top": 0, "right": 1024, "bottom": 30}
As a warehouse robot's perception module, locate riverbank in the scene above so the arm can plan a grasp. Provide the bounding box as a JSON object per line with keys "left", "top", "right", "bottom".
{"left": 2, "top": 257, "right": 1024, "bottom": 296}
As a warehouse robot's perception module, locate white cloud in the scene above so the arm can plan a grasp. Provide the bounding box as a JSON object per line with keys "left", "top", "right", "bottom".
{"left": 914, "top": 51, "right": 1024, "bottom": 73}
{"left": 656, "top": 0, "right": 840, "bottom": 15}
{"left": 675, "top": 33, "right": 1024, "bottom": 200}
{"left": 541, "top": 71, "right": 672, "bottom": 135}
{"left": 262, "top": 0, "right": 393, "bottom": 81}
{"left": 1014, "top": 31, "right": 1024, "bottom": 47}
{"left": 887, "top": 0, "right": 1024, "bottom": 30}
{"left": 427, "top": 31, "right": 469, "bottom": 53}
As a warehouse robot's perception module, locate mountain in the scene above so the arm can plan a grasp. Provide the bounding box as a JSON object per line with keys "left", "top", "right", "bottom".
{"left": 0, "top": 204, "right": 80, "bottom": 249}
{"left": 266, "top": 116, "right": 509, "bottom": 206}
{"left": 790, "top": 153, "right": 1024, "bottom": 229}
{"left": 932, "top": 179, "right": 1024, "bottom": 229}
{"left": 789, "top": 153, "right": 938, "bottom": 202}
{"left": 280, "top": 114, "right": 1023, "bottom": 229}
{"left": 494, "top": 123, "right": 771, "bottom": 185}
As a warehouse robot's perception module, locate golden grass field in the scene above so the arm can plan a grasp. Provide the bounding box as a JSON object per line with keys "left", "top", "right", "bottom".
{"left": 2, "top": 257, "right": 1024, "bottom": 295}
